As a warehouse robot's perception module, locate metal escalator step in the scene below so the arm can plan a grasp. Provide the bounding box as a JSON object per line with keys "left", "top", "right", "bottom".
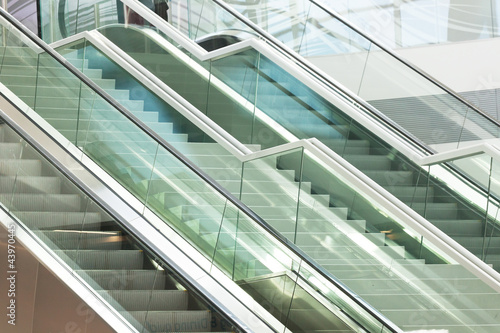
{"left": 324, "top": 139, "right": 371, "bottom": 155}
{"left": 432, "top": 219, "right": 483, "bottom": 236}
{"left": 342, "top": 277, "right": 494, "bottom": 294}
{"left": 80, "top": 270, "right": 167, "bottom": 290}
{"left": 409, "top": 202, "right": 458, "bottom": 219}
{"left": 41, "top": 230, "right": 123, "bottom": 250}
{"left": 57, "top": 250, "right": 144, "bottom": 270}
{"left": 122, "top": 310, "right": 211, "bottom": 332}
{"left": 0, "top": 142, "right": 22, "bottom": 156}
{"left": 385, "top": 308, "right": 500, "bottom": 327}
{"left": 15, "top": 211, "right": 103, "bottom": 230}
{"left": 453, "top": 236, "right": 500, "bottom": 252}
{"left": 0, "top": 159, "right": 41, "bottom": 175}
{"left": 363, "top": 292, "right": 500, "bottom": 310}
{"left": 1, "top": 75, "right": 116, "bottom": 89}
{"left": 0, "top": 62, "right": 103, "bottom": 78}
{"left": 297, "top": 219, "right": 366, "bottom": 233}
{"left": 385, "top": 185, "right": 434, "bottom": 203}
{"left": 143, "top": 121, "right": 175, "bottom": 134}
{"left": 98, "top": 290, "right": 188, "bottom": 311}
{"left": 0, "top": 193, "right": 81, "bottom": 211}
{"left": 0, "top": 175, "right": 61, "bottom": 193}
{"left": 344, "top": 154, "right": 391, "bottom": 170}
{"left": 364, "top": 170, "right": 414, "bottom": 186}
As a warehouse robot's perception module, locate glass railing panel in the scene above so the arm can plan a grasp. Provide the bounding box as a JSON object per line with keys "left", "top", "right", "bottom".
{"left": 56, "top": 38, "right": 215, "bottom": 143}
{"left": 241, "top": 147, "right": 303, "bottom": 242}
{"left": 97, "top": 25, "right": 285, "bottom": 147}
{"left": 179, "top": 0, "right": 251, "bottom": 41}
{"left": 296, "top": 148, "right": 500, "bottom": 330}
{"left": 0, "top": 24, "right": 39, "bottom": 110}
{"left": 99, "top": 25, "right": 212, "bottom": 112}
{"left": 458, "top": 105, "right": 500, "bottom": 147}
{"left": 358, "top": 44, "right": 477, "bottom": 150}
{"left": 146, "top": 147, "right": 230, "bottom": 258}
{"left": 205, "top": 50, "right": 261, "bottom": 146}
{"left": 0, "top": 122, "right": 241, "bottom": 333}
{"left": 39, "top": 0, "right": 119, "bottom": 43}
{"left": 436, "top": 152, "right": 500, "bottom": 270}
{"left": 54, "top": 37, "right": 247, "bottom": 197}
{"left": 297, "top": 1, "right": 372, "bottom": 57}
{"left": 301, "top": 149, "right": 446, "bottom": 264}
{"left": 252, "top": 51, "right": 352, "bottom": 150}
{"left": 214, "top": 199, "right": 381, "bottom": 332}
{"left": 189, "top": 0, "right": 500, "bottom": 151}
{"left": 297, "top": 260, "right": 385, "bottom": 333}
{"left": 319, "top": 0, "right": 500, "bottom": 48}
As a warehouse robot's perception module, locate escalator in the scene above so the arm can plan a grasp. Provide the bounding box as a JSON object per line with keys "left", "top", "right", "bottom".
{"left": 0, "top": 6, "right": 402, "bottom": 333}
{"left": 0, "top": 109, "right": 246, "bottom": 333}
{"left": 26, "top": 8, "right": 500, "bottom": 333}
{"left": 85, "top": 0, "right": 500, "bottom": 274}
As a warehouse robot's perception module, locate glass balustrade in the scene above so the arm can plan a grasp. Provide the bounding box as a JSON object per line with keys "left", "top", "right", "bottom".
{"left": 22, "top": 2, "right": 500, "bottom": 330}
{"left": 49, "top": 28, "right": 500, "bottom": 329}
{"left": 0, "top": 120, "right": 240, "bottom": 333}
{"left": 48, "top": 20, "right": 500, "bottom": 330}
{"left": 81, "top": 19, "right": 500, "bottom": 274}
{"left": 0, "top": 8, "right": 399, "bottom": 332}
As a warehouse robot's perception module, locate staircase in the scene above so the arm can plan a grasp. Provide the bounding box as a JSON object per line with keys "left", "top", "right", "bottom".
{"left": 0, "top": 115, "right": 232, "bottom": 332}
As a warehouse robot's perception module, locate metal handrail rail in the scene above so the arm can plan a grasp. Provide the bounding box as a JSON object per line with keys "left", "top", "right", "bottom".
{"left": 0, "top": 6, "right": 401, "bottom": 332}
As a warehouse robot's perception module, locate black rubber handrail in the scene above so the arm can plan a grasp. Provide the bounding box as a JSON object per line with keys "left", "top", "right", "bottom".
{"left": 0, "top": 6, "right": 401, "bottom": 332}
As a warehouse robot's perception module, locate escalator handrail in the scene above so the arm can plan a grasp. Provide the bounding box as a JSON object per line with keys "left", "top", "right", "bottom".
{"left": 309, "top": 0, "right": 500, "bottom": 128}
{"left": 210, "top": 0, "right": 500, "bottom": 150}
{"left": 0, "top": 7, "right": 401, "bottom": 332}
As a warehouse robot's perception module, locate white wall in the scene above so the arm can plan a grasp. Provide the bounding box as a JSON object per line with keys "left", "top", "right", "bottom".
{"left": 306, "top": 37, "right": 500, "bottom": 101}
{"left": 397, "top": 37, "right": 500, "bottom": 93}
